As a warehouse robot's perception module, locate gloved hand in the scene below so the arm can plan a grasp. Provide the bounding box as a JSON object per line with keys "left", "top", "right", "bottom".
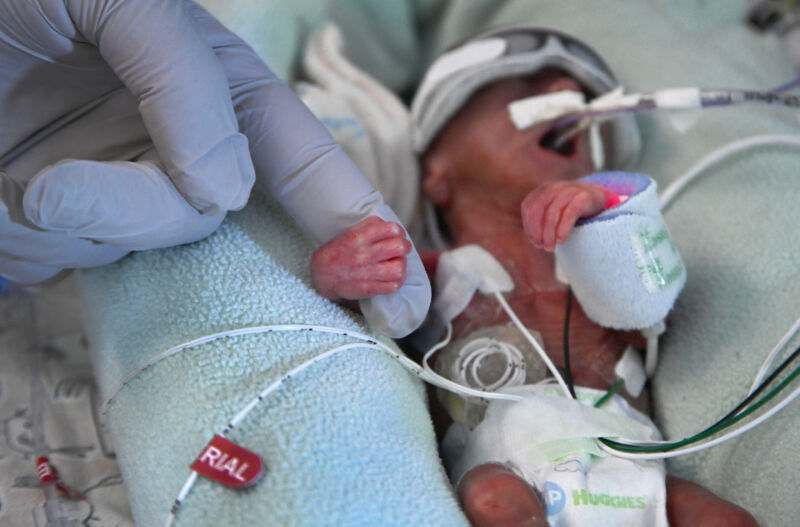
{"left": 0, "top": 0, "right": 256, "bottom": 284}
{"left": 188, "top": 6, "right": 431, "bottom": 338}
{"left": 1, "top": 0, "right": 430, "bottom": 337}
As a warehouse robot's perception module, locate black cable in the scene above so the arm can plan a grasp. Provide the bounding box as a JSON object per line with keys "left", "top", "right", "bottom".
{"left": 562, "top": 287, "right": 577, "bottom": 398}
{"left": 707, "top": 342, "right": 800, "bottom": 430}
{"left": 603, "top": 342, "right": 800, "bottom": 451}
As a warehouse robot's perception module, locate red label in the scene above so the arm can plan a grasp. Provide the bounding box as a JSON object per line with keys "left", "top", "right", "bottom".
{"left": 36, "top": 457, "right": 55, "bottom": 484}
{"left": 191, "top": 435, "right": 264, "bottom": 488}
{"left": 35, "top": 457, "right": 85, "bottom": 500}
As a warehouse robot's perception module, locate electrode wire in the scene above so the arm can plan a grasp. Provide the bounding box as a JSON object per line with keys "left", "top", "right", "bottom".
{"left": 562, "top": 288, "right": 577, "bottom": 398}
{"left": 749, "top": 314, "right": 800, "bottom": 394}
{"left": 598, "top": 361, "right": 800, "bottom": 460}
{"left": 493, "top": 291, "right": 573, "bottom": 398}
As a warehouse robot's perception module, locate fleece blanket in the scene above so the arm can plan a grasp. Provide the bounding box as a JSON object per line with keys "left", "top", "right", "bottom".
{"left": 421, "top": 2, "right": 799, "bottom": 526}
{"left": 78, "top": 189, "right": 466, "bottom": 526}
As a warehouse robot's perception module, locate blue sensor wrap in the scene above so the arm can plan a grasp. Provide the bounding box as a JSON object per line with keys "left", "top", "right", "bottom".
{"left": 554, "top": 172, "right": 686, "bottom": 330}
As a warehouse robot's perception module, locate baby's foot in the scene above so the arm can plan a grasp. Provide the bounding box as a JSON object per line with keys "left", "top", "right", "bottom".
{"left": 457, "top": 463, "right": 549, "bottom": 527}
{"left": 666, "top": 476, "right": 759, "bottom": 527}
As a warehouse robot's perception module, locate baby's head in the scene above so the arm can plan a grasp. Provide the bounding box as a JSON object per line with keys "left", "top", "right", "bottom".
{"left": 409, "top": 26, "right": 640, "bottom": 245}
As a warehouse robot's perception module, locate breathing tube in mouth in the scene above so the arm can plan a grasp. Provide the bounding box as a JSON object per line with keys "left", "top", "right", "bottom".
{"left": 525, "top": 82, "right": 800, "bottom": 151}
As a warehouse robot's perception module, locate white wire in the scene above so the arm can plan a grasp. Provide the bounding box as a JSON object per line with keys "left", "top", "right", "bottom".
{"left": 164, "top": 472, "right": 197, "bottom": 527}
{"left": 101, "top": 324, "right": 429, "bottom": 419}
{"left": 421, "top": 290, "right": 572, "bottom": 400}
{"left": 599, "top": 379, "right": 800, "bottom": 461}
{"left": 226, "top": 342, "right": 378, "bottom": 431}
{"left": 493, "top": 291, "right": 573, "bottom": 398}
{"left": 660, "top": 134, "right": 800, "bottom": 211}
{"left": 421, "top": 320, "right": 453, "bottom": 378}
{"left": 455, "top": 337, "right": 527, "bottom": 391}
{"left": 749, "top": 314, "right": 800, "bottom": 395}
{"left": 599, "top": 319, "right": 800, "bottom": 455}
{"left": 421, "top": 322, "right": 524, "bottom": 403}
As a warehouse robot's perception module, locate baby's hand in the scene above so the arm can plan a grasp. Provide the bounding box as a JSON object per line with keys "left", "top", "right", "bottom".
{"left": 311, "top": 216, "right": 412, "bottom": 301}
{"left": 522, "top": 181, "right": 619, "bottom": 251}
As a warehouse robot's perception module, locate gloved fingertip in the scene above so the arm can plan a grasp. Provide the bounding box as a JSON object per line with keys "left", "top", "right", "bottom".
{"left": 22, "top": 165, "right": 66, "bottom": 229}
{"left": 170, "top": 133, "right": 255, "bottom": 214}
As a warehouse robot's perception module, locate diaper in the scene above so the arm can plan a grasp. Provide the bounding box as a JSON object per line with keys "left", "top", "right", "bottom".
{"left": 442, "top": 384, "right": 668, "bottom": 527}
{"left": 554, "top": 171, "right": 686, "bottom": 331}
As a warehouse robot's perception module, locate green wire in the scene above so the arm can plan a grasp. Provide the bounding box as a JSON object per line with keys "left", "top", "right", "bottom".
{"left": 594, "top": 378, "right": 625, "bottom": 408}
{"left": 600, "top": 361, "right": 800, "bottom": 453}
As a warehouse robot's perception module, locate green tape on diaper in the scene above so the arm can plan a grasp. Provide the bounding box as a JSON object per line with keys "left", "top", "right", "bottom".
{"left": 538, "top": 438, "right": 604, "bottom": 463}
{"left": 630, "top": 226, "right": 684, "bottom": 293}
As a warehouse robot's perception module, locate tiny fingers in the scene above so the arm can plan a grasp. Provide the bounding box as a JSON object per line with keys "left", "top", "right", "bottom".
{"left": 356, "top": 236, "right": 411, "bottom": 264}
{"left": 348, "top": 217, "right": 406, "bottom": 245}
{"left": 521, "top": 189, "right": 553, "bottom": 248}
{"left": 541, "top": 189, "right": 579, "bottom": 250}
{"left": 349, "top": 255, "right": 407, "bottom": 284}
{"left": 523, "top": 182, "right": 608, "bottom": 251}
{"left": 340, "top": 257, "right": 408, "bottom": 299}
{"left": 554, "top": 192, "right": 591, "bottom": 245}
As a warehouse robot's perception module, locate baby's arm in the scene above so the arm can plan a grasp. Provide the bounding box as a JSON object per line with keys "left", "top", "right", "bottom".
{"left": 522, "top": 181, "right": 621, "bottom": 251}
{"left": 311, "top": 217, "right": 411, "bottom": 301}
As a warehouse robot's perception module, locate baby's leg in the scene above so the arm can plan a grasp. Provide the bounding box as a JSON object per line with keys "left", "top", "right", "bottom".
{"left": 457, "top": 463, "right": 548, "bottom": 527}
{"left": 666, "top": 476, "right": 759, "bottom": 527}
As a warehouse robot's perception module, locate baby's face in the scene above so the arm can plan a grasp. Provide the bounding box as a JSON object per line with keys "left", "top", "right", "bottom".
{"left": 422, "top": 70, "right": 594, "bottom": 211}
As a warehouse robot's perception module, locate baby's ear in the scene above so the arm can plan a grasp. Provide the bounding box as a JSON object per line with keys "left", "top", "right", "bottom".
{"left": 421, "top": 151, "right": 452, "bottom": 207}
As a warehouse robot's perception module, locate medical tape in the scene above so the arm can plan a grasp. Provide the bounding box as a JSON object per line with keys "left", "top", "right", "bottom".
{"left": 432, "top": 268, "right": 480, "bottom": 323}
{"left": 433, "top": 244, "right": 516, "bottom": 327}
{"left": 613, "top": 346, "right": 647, "bottom": 398}
{"left": 508, "top": 87, "right": 647, "bottom": 132}
{"left": 652, "top": 87, "right": 702, "bottom": 110}
{"left": 508, "top": 90, "right": 586, "bottom": 130}
{"left": 587, "top": 86, "right": 643, "bottom": 112}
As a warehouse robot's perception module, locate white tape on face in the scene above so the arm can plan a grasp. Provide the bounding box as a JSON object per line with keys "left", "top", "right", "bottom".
{"left": 508, "top": 91, "right": 587, "bottom": 130}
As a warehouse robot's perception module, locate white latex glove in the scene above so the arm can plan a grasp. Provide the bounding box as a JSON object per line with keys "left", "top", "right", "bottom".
{"left": 0, "top": 0, "right": 430, "bottom": 337}
{"left": 0, "top": 0, "right": 255, "bottom": 283}
{"left": 189, "top": 6, "right": 430, "bottom": 337}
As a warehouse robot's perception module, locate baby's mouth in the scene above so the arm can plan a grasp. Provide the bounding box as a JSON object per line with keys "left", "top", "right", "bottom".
{"left": 539, "top": 125, "right": 578, "bottom": 156}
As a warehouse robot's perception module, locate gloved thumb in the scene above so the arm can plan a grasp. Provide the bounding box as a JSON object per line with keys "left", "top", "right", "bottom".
{"left": 23, "top": 157, "right": 227, "bottom": 251}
